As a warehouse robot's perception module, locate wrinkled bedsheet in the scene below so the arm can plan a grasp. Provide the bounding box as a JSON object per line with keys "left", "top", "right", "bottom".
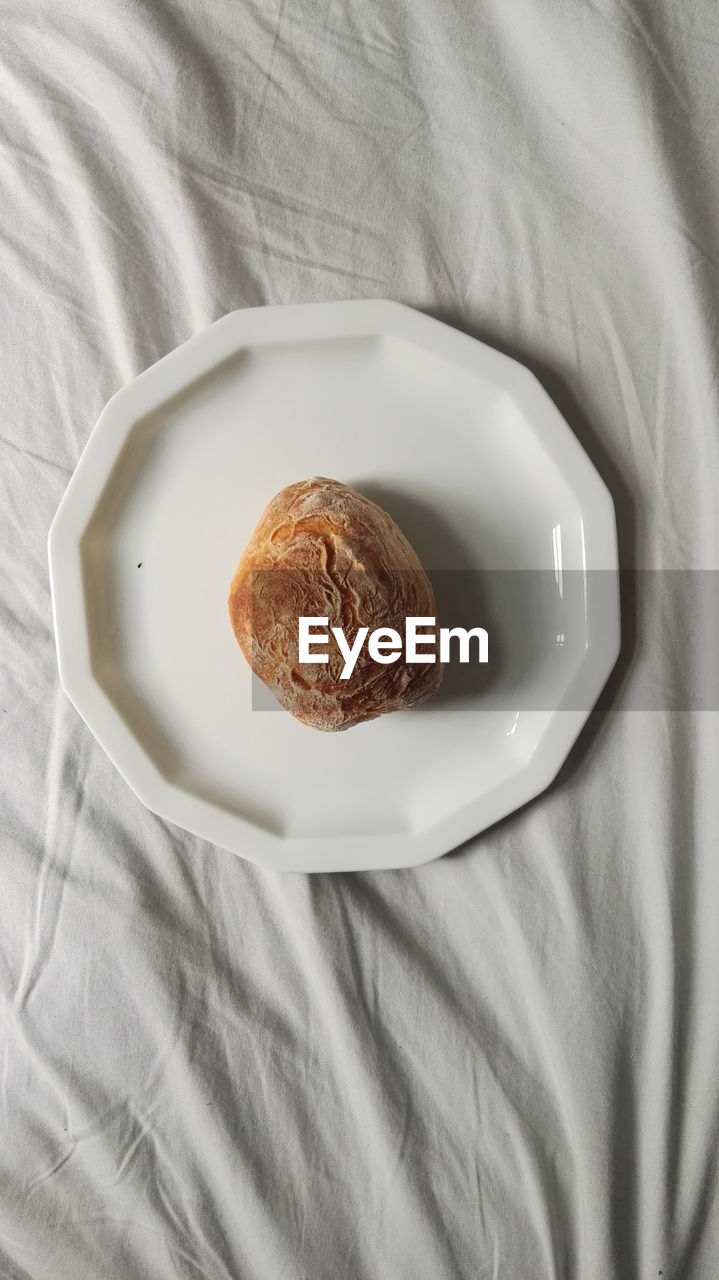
{"left": 1, "top": 2, "right": 718, "bottom": 1276}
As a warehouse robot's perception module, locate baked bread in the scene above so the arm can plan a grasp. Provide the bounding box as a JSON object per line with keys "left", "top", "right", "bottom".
{"left": 228, "top": 477, "right": 442, "bottom": 730}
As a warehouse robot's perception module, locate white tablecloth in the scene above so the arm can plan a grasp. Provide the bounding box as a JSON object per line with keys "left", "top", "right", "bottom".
{"left": 1, "top": 2, "right": 718, "bottom": 1276}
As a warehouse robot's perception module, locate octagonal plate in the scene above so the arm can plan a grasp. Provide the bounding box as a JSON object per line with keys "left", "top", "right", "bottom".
{"left": 48, "top": 300, "right": 619, "bottom": 872}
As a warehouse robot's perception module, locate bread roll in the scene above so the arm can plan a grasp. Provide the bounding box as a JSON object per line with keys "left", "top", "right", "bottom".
{"left": 228, "top": 477, "right": 442, "bottom": 730}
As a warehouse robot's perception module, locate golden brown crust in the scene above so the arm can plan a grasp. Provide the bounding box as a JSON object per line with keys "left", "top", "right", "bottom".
{"left": 228, "top": 477, "right": 442, "bottom": 730}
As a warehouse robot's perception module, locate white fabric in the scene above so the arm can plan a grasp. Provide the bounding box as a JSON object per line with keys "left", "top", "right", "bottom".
{"left": 2, "top": 2, "right": 718, "bottom": 1276}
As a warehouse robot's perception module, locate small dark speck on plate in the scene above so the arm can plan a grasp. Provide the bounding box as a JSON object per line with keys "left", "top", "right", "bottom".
{"left": 137, "top": 562, "right": 142, "bottom": 568}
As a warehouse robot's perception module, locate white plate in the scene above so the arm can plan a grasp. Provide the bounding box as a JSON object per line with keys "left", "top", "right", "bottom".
{"left": 48, "top": 301, "right": 619, "bottom": 873}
